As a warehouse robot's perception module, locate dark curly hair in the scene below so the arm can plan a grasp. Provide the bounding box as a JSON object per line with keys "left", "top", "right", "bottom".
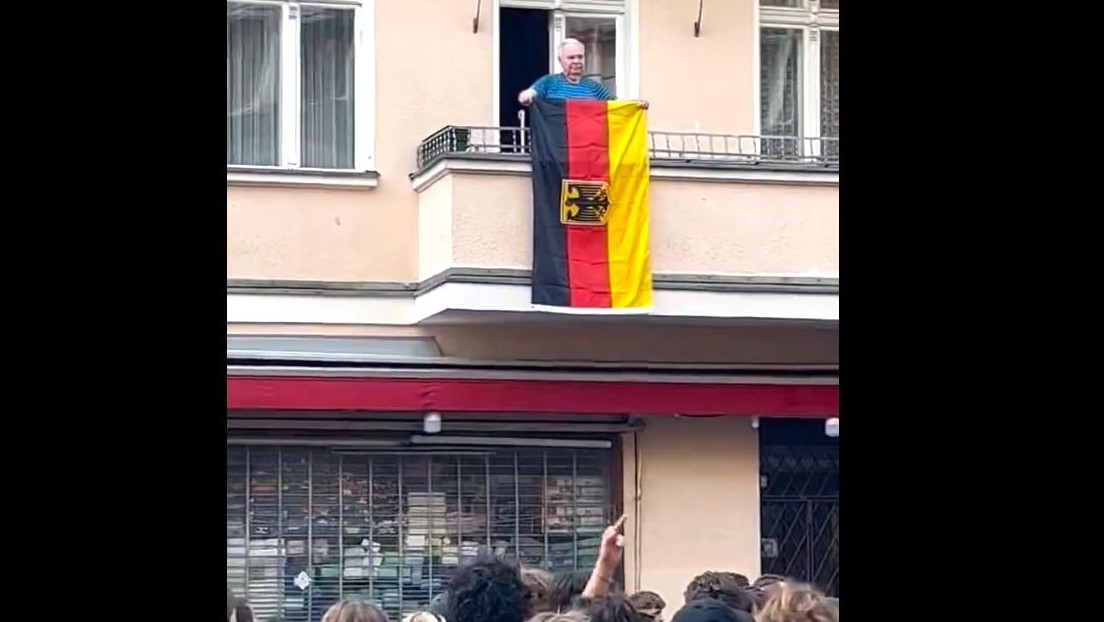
{"left": 553, "top": 569, "right": 592, "bottom": 611}
{"left": 684, "top": 571, "right": 753, "bottom": 613}
{"left": 446, "top": 552, "right": 527, "bottom": 622}
{"left": 584, "top": 593, "right": 643, "bottom": 622}
{"left": 627, "top": 590, "right": 666, "bottom": 622}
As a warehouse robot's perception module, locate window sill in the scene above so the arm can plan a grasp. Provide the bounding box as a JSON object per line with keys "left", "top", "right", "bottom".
{"left": 227, "top": 166, "right": 380, "bottom": 189}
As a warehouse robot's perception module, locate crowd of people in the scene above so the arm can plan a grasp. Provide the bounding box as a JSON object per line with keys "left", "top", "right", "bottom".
{"left": 227, "top": 517, "right": 838, "bottom": 622}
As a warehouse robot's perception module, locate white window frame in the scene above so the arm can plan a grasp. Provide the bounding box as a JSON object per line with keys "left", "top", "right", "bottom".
{"left": 756, "top": 0, "right": 838, "bottom": 156}
{"left": 494, "top": 0, "right": 637, "bottom": 128}
{"left": 550, "top": 10, "right": 626, "bottom": 99}
{"left": 226, "top": 0, "right": 376, "bottom": 173}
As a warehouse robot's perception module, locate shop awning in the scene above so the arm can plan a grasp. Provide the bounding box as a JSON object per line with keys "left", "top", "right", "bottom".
{"left": 227, "top": 375, "right": 837, "bottom": 416}
{"left": 226, "top": 336, "right": 838, "bottom": 416}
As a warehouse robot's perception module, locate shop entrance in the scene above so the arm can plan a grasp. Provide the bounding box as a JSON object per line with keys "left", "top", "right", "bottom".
{"left": 758, "top": 419, "right": 839, "bottom": 596}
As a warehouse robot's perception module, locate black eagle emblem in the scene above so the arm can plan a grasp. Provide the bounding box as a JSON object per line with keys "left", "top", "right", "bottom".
{"left": 560, "top": 180, "right": 611, "bottom": 226}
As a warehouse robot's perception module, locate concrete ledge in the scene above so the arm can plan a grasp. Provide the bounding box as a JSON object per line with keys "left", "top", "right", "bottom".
{"left": 227, "top": 269, "right": 840, "bottom": 298}
{"left": 410, "top": 156, "right": 838, "bottom": 192}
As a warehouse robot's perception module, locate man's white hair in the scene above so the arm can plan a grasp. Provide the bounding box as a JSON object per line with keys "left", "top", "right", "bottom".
{"left": 558, "top": 37, "right": 585, "bottom": 52}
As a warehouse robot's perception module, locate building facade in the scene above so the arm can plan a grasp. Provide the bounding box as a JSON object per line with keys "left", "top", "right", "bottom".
{"left": 227, "top": 0, "right": 839, "bottom": 620}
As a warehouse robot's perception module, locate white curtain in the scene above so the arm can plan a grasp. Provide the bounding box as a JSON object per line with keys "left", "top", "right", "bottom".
{"left": 227, "top": 4, "right": 280, "bottom": 166}
{"left": 759, "top": 28, "right": 801, "bottom": 156}
{"left": 226, "top": 3, "right": 356, "bottom": 169}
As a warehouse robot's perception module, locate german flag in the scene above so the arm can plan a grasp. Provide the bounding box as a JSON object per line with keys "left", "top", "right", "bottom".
{"left": 529, "top": 99, "right": 652, "bottom": 310}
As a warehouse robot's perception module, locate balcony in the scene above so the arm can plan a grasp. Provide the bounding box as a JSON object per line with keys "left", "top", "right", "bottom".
{"left": 415, "top": 126, "right": 839, "bottom": 174}
{"left": 409, "top": 125, "right": 838, "bottom": 323}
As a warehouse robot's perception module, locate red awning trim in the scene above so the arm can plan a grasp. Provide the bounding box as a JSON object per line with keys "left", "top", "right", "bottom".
{"left": 227, "top": 376, "right": 838, "bottom": 417}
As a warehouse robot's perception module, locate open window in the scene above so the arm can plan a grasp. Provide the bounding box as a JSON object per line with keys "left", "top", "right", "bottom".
{"left": 498, "top": 0, "right": 629, "bottom": 136}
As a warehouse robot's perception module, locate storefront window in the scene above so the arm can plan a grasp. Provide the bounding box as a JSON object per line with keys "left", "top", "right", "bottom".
{"left": 227, "top": 445, "right": 614, "bottom": 621}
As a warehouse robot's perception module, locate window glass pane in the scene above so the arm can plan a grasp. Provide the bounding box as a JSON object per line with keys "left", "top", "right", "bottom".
{"left": 227, "top": 3, "right": 280, "bottom": 166}
{"left": 565, "top": 16, "right": 616, "bottom": 95}
{"left": 759, "top": 28, "right": 802, "bottom": 157}
{"left": 820, "top": 30, "right": 839, "bottom": 158}
{"left": 761, "top": 0, "right": 803, "bottom": 7}
{"left": 301, "top": 7, "right": 356, "bottom": 169}
{"left": 821, "top": 0, "right": 839, "bottom": 10}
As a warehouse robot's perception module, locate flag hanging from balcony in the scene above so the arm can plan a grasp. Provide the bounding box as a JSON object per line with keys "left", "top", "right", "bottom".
{"left": 528, "top": 99, "right": 653, "bottom": 311}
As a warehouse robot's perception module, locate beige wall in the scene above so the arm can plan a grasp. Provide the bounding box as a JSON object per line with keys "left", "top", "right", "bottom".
{"left": 227, "top": 187, "right": 411, "bottom": 281}
{"left": 227, "top": 0, "right": 822, "bottom": 284}
{"left": 439, "top": 172, "right": 839, "bottom": 277}
{"left": 229, "top": 0, "right": 492, "bottom": 283}
{"left": 623, "top": 416, "right": 761, "bottom": 607}
{"left": 641, "top": 0, "right": 757, "bottom": 135}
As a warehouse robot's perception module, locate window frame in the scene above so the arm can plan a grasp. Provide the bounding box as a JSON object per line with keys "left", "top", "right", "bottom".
{"left": 756, "top": 0, "right": 839, "bottom": 157}
{"left": 551, "top": 10, "right": 627, "bottom": 99}
{"left": 226, "top": 0, "right": 376, "bottom": 174}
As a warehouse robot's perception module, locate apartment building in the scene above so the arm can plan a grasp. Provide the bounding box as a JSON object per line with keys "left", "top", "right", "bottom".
{"left": 226, "top": 1, "right": 839, "bottom": 619}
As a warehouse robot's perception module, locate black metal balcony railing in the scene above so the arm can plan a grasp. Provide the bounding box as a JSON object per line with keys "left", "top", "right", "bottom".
{"left": 416, "top": 126, "right": 839, "bottom": 173}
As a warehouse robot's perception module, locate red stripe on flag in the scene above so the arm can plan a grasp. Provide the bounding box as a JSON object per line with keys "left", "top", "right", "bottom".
{"left": 565, "top": 100, "right": 612, "bottom": 307}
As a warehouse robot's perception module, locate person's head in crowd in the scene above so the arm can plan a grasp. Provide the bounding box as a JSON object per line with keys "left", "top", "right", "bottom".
{"left": 751, "top": 575, "right": 786, "bottom": 590}
{"left": 553, "top": 569, "right": 592, "bottom": 611}
{"left": 684, "top": 571, "right": 753, "bottom": 613}
{"left": 584, "top": 593, "right": 644, "bottom": 622}
{"left": 671, "top": 597, "right": 753, "bottom": 622}
{"left": 521, "top": 566, "right": 560, "bottom": 616}
{"left": 321, "top": 600, "right": 388, "bottom": 622}
{"left": 753, "top": 582, "right": 834, "bottom": 622}
{"left": 447, "top": 552, "right": 528, "bottom": 622}
{"left": 403, "top": 612, "right": 448, "bottom": 622}
{"left": 628, "top": 590, "right": 667, "bottom": 622}
{"left": 527, "top": 612, "right": 589, "bottom": 622}
{"left": 744, "top": 587, "right": 770, "bottom": 613}
{"left": 723, "top": 574, "right": 750, "bottom": 589}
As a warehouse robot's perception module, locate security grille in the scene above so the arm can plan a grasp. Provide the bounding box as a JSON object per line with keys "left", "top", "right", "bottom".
{"left": 760, "top": 497, "right": 839, "bottom": 596}
{"left": 759, "top": 424, "right": 839, "bottom": 597}
{"left": 227, "top": 445, "right": 614, "bottom": 622}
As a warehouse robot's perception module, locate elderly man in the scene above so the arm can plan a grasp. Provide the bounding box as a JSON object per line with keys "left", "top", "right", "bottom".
{"left": 519, "top": 38, "right": 648, "bottom": 108}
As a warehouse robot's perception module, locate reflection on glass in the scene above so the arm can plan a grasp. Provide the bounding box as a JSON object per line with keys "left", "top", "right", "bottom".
{"left": 227, "top": 3, "right": 281, "bottom": 166}
{"left": 565, "top": 17, "right": 616, "bottom": 95}
{"left": 759, "top": 28, "right": 802, "bottom": 157}
{"left": 301, "top": 7, "right": 356, "bottom": 170}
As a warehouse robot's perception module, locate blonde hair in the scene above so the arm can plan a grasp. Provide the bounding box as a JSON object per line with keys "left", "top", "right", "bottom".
{"left": 527, "top": 611, "right": 588, "bottom": 622}
{"left": 754, "top": 582, "right": 835, "bottom": 622}
{"left": 403, "top": 612, "right": 447, "bottom": 622}
{"left": 321, "top": 600, "right": 388, "bottom": 622}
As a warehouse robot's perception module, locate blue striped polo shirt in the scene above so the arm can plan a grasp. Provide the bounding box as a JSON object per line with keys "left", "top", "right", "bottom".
{"left": 531, "top": 73, "right": 615, "bottom": 101}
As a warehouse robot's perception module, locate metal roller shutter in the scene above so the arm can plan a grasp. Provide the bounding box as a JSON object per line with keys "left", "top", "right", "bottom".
{"left": 227, "top": 443, "right": 616, "bottom": 621}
